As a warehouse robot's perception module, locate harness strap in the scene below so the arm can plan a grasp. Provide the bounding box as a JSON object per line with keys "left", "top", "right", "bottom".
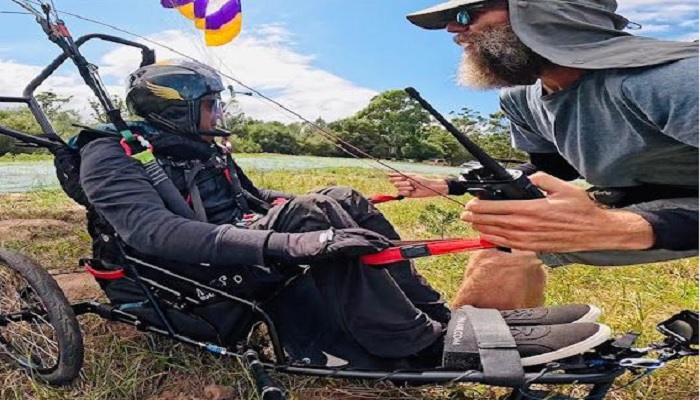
{"left": 144, "top": 161, "right": 196, "bottom": 220}
{"left": 184, "top": 162, "right": 208, "bottom": 222}
{"left": 223, "top": 158, "right": 253, "bottom": 214}
{"left": 444, "top": 306, "right": 525, "bottom": 387}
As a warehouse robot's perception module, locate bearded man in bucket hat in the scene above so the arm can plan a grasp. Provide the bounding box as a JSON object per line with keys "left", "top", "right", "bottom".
{"left": 393, "top": 0, "right": 699, "bottom": 309}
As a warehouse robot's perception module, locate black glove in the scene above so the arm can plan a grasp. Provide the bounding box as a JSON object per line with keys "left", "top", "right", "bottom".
{"left": 264, "top": 228, "right": 392, "bottom": 264}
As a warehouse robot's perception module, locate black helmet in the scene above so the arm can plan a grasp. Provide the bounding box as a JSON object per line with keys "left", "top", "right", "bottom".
{"left": 125, "top": 59, "right": 227, "bottom": 136}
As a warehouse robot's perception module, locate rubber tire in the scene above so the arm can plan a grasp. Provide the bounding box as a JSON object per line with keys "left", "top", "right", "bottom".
{"left": 0, "top": 250, "right": 84, "bottom": 385}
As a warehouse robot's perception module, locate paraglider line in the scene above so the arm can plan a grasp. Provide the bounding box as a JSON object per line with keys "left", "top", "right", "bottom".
{"left": 17, "top": 0, "right": 467, "bottom": 208}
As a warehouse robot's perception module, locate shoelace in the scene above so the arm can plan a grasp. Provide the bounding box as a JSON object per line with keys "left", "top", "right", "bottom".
{"left": 502, "top": 309, "right": 536, "bottom": 319}
{"left": 510, "top": 326, "right": 537, "bottom": 338}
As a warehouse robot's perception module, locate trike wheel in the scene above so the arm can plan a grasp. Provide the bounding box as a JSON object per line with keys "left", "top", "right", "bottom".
{"left": 0, "top": 250, "right": 83, "bottom": 385}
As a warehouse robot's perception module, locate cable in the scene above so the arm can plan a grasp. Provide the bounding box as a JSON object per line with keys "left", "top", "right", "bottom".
{"left": 20, "top": 0, "right": 466, "bottom": 207}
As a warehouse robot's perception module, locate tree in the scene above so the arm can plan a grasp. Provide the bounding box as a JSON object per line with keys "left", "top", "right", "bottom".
{"left": 298, "top": 119, "right": 340, "bottom": 157}
{"left": 222, "top": 95, "right": 247, "bottom": 133}
{"left": 245, "top": 121, "right": 301, "bottom": 155}
{"left": 425, "top": 125, "right": 471, "bottom": 165}
{"left": 449, "top": 107, "right": 486, "bottom": 135}
{"left": 36, "top": 92, "right": 72, "bottom": 120}
{"left": 0, "top": 92, "right": 84, "bottom": 154}
{"left": 469, "top": 111, "right": 527, "bottom": 161}
{"left": 89, "top": 95, "right": 139, "bottom": 124}
{"left": 341, "top": 90, "right": 434, "bottom": 160}
{"left": 0, "top": 108, "right": 43, "bottom": 154}
{"left": 330, "top": 117, "right": 389, "bottom": 158}
{"left": 35, "top": 91, "right": 82, "bottom": 137}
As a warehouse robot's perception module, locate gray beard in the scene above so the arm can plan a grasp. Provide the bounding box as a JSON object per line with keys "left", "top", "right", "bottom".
{"left": 456, "top": 24, "right": 549, "bottom": 89}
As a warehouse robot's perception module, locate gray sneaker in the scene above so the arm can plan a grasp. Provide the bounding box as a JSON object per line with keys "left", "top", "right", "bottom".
{"left": 501, "top": 304, "right": 601, "bottom": 326}
{"left": 514, "top": 323, "right": 611, "bottom": 366}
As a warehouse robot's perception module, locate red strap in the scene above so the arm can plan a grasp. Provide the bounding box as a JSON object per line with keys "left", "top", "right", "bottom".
{"left": 223, "top": 168, "right": 232, "bottom": 184}
{"left": 271, "top": 198, "right": 287, "bottom": 206}
{"left": 369, "top": 194, "right": 405, "bottom": 204}
{"left": 119, "top": 134, "right": 152, "bottom": 157}
{"left": 119, "top": 138, "right": 133, "bottom": 156}
{"left": 361, "top": 238, "right": 496, "bottom": 266}
{"left": 56, "top": 24, "right": 71, "bottom": 37}
{"left": 242, "top": 213, "right": 257, "bottom": 220}
{"left": 84, "top": 262, "right": 126, "bottom": 280}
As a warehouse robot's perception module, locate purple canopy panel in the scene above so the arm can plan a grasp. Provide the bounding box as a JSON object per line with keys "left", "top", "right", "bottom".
{"left": 202, "top": 0, "right": 242, "bottom": 30}
{"left": 160, "top": 0, "right": 194, "bottom": 9}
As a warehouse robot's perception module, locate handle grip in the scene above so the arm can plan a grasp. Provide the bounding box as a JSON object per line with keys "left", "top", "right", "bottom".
{"left": 361, "top": 238, "right": 496, "bottom": 266}
{"left": 244, "top": 350, "right": 286, "bottom": 400}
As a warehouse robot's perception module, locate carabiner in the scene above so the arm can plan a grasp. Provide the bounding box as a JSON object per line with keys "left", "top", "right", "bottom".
{"left": 619, "top": 358, "right": 665, "bottom": 370}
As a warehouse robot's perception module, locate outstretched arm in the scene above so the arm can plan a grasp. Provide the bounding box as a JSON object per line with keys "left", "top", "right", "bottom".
{"left": 387, "top": 173, "right": 449, "bottom": 198}
{"left": 462, "top": 172, "right": 698, "bottom": 253}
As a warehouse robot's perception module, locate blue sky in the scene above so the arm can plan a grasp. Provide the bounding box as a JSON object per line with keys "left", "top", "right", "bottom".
{"left": 0, "top": 0, "right": 697, "bottom": 122}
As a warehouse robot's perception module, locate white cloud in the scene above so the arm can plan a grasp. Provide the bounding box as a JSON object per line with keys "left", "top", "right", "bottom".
{"left": 618, "top": 0, "right": 698, "bottom": 28}
{"left": 0, "top": 59, "right": 121, "bottom": 120}
{"left": 636, "top": 23, "right": 672, "bottom": 33}
{"left": 675, "top": 31, "right": 700, "bottom": 41}
{"left": 0, "top": 25, "right": 377, "bottom": 123}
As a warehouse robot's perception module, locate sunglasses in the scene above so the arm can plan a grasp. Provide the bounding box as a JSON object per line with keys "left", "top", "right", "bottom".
{"left": 454, "top": 2, "right": 491, "bottom": 26}
{"left": 201, "top": 95, "right": 228, "bottom": 128}
{"left": 202, "top": 96, "right": 225, "bottom": 116}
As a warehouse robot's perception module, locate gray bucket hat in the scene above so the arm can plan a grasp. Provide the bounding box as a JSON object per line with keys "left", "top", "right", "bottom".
{"left": 407, "top": 0, "right": 698, "bottom": 69}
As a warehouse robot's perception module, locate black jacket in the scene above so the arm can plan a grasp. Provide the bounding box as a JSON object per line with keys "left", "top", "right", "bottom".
{"left": 80, "top": 136, "right": 289, "bottom": 279}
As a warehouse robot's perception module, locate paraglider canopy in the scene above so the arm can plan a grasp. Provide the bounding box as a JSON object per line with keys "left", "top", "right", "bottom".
{"left": 161, "top": 0, "right": 242, "bottom": 46}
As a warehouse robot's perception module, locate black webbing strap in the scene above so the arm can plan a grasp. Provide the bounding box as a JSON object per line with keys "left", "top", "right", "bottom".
{"left": 444, "top": 306, "right": 525, "bottom": 387}
{"left": 143, "top": 161, "right": 196, "bottom": 220}
{"left": 225, "top": 158, "right": 253, "bottom": 214}
{"left": 184, "top": 163, "right": 208, "bottom": 222}
{"left": 467, "top": 307, "right": 525, "bottom": 386}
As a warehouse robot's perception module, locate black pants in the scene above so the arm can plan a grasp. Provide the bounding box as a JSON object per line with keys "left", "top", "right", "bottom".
{"left": 251, "top": 187, "right": 448, "bottom": 368}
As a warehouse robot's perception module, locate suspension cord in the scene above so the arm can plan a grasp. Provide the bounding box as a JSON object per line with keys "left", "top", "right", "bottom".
{"left": 17, "top": 0, "right": 467, "bottom": 207}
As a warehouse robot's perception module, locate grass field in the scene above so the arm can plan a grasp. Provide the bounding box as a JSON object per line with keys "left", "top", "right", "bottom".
{"left": 0, "top": 167, "right": 697, "bottom": 400}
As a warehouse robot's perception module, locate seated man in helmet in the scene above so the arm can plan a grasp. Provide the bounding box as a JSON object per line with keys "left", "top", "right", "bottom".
{"left": 79, "top": 60, "right": 611, "bottom": 371}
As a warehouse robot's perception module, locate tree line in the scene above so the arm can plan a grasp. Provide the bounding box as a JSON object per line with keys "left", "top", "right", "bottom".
{"left": 0, "top": 89, "right": 525, "bottom": 165}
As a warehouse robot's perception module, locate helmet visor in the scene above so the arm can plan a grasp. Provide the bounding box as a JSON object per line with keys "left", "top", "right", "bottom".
{"left": 146, "top": 71, "right": 216, "bottom": 101}
{"left": 201, "top": 94, "right": 229, "bottom": 130}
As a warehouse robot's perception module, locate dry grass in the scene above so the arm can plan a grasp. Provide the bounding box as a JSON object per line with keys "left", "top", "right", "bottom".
{"left": 0, "top": 168, "right": 697, "bottom": 399}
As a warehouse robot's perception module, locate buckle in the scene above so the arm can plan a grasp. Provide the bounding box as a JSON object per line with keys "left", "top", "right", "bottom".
{"left": 235, "top": 213, "right": 262, "bottom": 228}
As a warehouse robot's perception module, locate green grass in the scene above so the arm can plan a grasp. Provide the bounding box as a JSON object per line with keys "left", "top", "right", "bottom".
{"left": 0, "top": 153, "right": 54, "bottom": 163}
{"left": 0, "top": 168, "right": 697, "bottom": 399}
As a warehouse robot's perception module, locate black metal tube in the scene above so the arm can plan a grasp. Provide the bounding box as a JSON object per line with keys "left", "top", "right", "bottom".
{"left": 68, "top": 301, "right": 628, "bottom": 393}
{"left": 123, "top": 254, "right": 287, "bottom": 364}
{"left": 405, "top": 87, "right": 513, "bottom": 181}
{"left": 244, "top": 350, "right": 287, "bottom": 400}
{"left": 15, "top": 33, "right": 156, "bottom": 143}
{"left": 128, "top": 266, "right": 177, "bottom": 336}
{"left": 74, "top": 34, "right": 155, "bottom": 65}
{"left": 277, "top": 364, "right": 626, "bottom": 386}
{"left": 0, "top": 125, "right": 59, "bottom": 149}
{"left": 0, "top": 96, "right": 29, "bottom": 103}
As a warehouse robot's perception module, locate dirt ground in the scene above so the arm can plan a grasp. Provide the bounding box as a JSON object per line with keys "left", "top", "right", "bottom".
{"left": 53, "top": 272, "right": 102, "bottom": 302}
{"left": 0, "top": 218, "right": 101, "bottom": 301}
{"left": 0, "top": 219, "right": 74, "bottom": 242}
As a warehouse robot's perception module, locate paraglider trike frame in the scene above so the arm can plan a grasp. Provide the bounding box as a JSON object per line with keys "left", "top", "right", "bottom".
{"left": 0, "top": 30, "right": 694, "bottom": 400}
{"left": 0, "top": 33, "right": 154, "bottom": 149}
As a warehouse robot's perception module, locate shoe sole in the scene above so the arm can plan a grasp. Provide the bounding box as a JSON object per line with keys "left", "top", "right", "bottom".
{"left": 520, "top": 324, "right": 612, "bottom": 367}
{"left": 572, "top": 305, "right": 602, "bottom": 324}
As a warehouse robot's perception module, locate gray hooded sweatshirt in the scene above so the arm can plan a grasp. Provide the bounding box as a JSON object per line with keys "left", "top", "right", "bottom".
{"left": 499, "top": 0, "right": 698, "bottom": 266}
